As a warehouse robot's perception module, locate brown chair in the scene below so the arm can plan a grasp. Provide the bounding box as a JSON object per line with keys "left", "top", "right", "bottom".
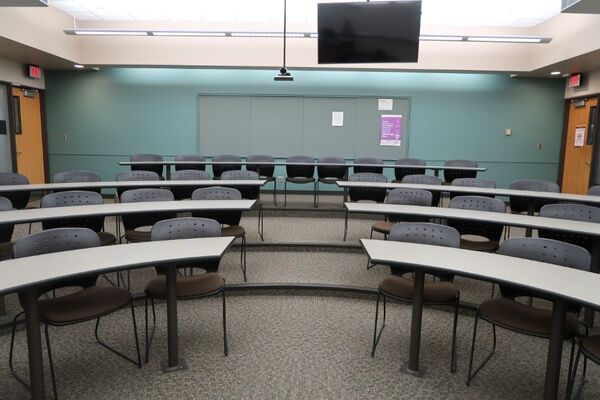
{"left": 144, "top": 217, "right": 227, "bottom": 362}
{"left": 370, "top": 188, "right": 432, "bottom": 239}
{"left": 371, "top": 222, "right": 461, "bottom": 372}
{"left": 9, "top": 228, "right": 141, "bottom": 400}
{"left": 119, "top": 188, "right": 176, "bottom": 244}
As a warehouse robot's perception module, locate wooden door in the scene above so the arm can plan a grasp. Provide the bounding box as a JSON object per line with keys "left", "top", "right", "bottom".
{"left": 561, "top": 97, "right": 598, "bottom": 194}
{"left": 12, "top": 87, "right": 45, "bottom": 184}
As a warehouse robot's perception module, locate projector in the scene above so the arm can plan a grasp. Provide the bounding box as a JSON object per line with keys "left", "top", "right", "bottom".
{"left": 274, "top": 67, "right": 294, "bottom": 81}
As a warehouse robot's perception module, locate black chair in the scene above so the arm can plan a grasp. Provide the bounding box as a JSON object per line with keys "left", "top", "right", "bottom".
{"left": 443, "top": 159, "right": 478, "bottom": 184}
{"left": 370, "top": 188, "right": 432, "bottom": 239}
{"left": 169, "top": 169, "right": 211, "bottom": 200}
{"left": 354, "top": 157, "right": 383, "bottom": 174}
{"left": 450, "top": 178, "right": 496, "bottom": 199}
{"left": 130, "top": 154, "right": 164, "bottom": 178}
{"left": 0, "top": 172, "right": 30, "bottom": 209}
{"left": 343, "top": 173, "right": 387, "bottom": 241}
{"left": 9, "top": 228, "right": 141, "bottom": 400}
{"left": 40, "top": 190, "right": 116, "bottom": 246}
{"left": 284, "top": 155, "right": 316, "bottom": 207}
{"left": 509, "top": 179, "right": 559, "bottom": 214}
{"left": 144, "top": 217, "right": 227, "bottom": 362}
{"left": 567, "top": 331, "right": 600, "bottom": 399}
{"left": 52, "top": 170, "right": 101, "bottom": 194}
{"left": 467, "top": 237, "right": 589, "bottom": 387}
{"left": 316, "top": 156, "right": 347, "bottom": 207}
{"left": 588, "top": 185, "right": 600, "bottom": 196}
{"left": 402, "top": 174, "right": 443, "bottom": 207}
{"left": 246, "top": 154, "right": 276, "bottom": 205}
{"left": 0, "top": 196, "right": 14, "bottom": 261}
{"left": 393, "top": 158, "right": 426, "bottom": 183}
{"left": 192, "top": 187, "right": 248, "bottom": 282}
{"left": 371, "top": 222, "right": 460, "bottom": 372}
{"left": 174, "top": 154, "right": 206, "bottom": 171}
{"left": 212, "top": 154, "right": 241, "bottom": 179}
{"left": 539, "top": 203, "right": 600, "bottom": 254}
{"left": 115, "top": 170, "right": 161, "bottom": 199}
{"left": 119, "top": 188, "right": 176, "bottom": 243}
{"left": 221, "top": 170, "right": 264, "bottom": 241}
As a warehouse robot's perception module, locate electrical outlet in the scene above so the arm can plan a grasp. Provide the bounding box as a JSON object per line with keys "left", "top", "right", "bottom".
{"left": 61, "top": 132, "right": 67, "bottom": 141}
{"left": 537, "top": 142, "right": 543, "bottom": 149}
{"left": 505, "top": 128, "right": 512, "bottom": 136}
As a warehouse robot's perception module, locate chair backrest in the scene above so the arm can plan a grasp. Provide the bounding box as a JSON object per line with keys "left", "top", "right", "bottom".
{"left": 130, "top": 153, "right": 164, "bottom": 177}
{"left": 169, "top": 169, "right": 212, "bottom": 200}
{"left": 450, "top": 178, "right": 496, "bottom": 199}
{"left": 386, "top": 188, "right": 433, "bottom": 223}
{"left": 348, "top": 173, "right": 387, "bottom": 203}
{"left": 389, "top": 222, "right": 460, "bottom": 280}
{"left": 509, "top": 179, "right": 559, "bottom": 214}
{"left": 401, "top": 174, "right": 443, "bottom": 206}
{"left": 394, "top": 158, "right": 426, "bottom": 181}
{"left": 317, "top": 156, "right": 346, "bottom": 180}
{"left": 120, "top": 188, "right": 175, "bottom": 231}
{"left": 174, "top": 154, "right": 206, "bottom": 171}
{"left": 286, "top": 155, "right": 315, "bottom": 178}
{"left": 443, "top": 159, "right": 478, "bottom": 183}
{"left": 246, "top": 154, "right": 275, "bottom": 178}
{"left": 41, "top": 190, "right": 105, "bottom": 232}
{"left": 539, "top": 203, "right": 600, "bottom": 252}
{"left": 354, "top": 157, "right": 383, "bottom": 174}
{"left": 498, "top": 237, "right": 590, "bottom": 301}
{"left": 588, "top": 185, "right": 600, "bottom": 196}
{"left": 0, "top": 172, "right": 30, "bottom": 209}
{"left": 447, "top": 195, "right": 505, "bottom": 241}
{"left": 221, "top": 170, "right": 261, "bottom": 199}
{"left": 212, "top": 154, "right": 242, "bottom": 178}
{"left": 116, "top": 170, "right": 160, "bottom": 198}
{"left": 0, "top": 196, "right": 14, "bottom": 243}
{"left": 52, "top": 170, "right": 102, "bottom": 194}
{"left": 151, "top": 217, "right": 221, "bottom": 273}
{"left": 191, "top": 187, "right": 242, "bottom": 226}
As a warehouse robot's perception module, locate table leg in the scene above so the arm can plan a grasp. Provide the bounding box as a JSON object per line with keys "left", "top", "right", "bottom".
{"left": 525, "top": 200, "right": 535, "bottom": 237}
{"left": 22, "top": 287, "right": 46, "bottom": 400}
{"left": 165, "top": 165, "right": 171, "bottom": 180}
{"left": 543, "top": 300, "right": 566, "bottom": 400}
{"left": 584, "top": 238, "right": 600, "bottom": 327}
{"left": 433, "top": 170, "right": 439, "bottom": 177}
{"left": 161, "top": 265, "right": 186, "bottom": 372}
{"left": 401, "top": 269, "right": 426, "bottom": 377}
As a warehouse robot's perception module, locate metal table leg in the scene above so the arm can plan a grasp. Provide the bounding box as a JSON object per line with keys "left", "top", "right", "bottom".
{"left": 161, "top": 265, "right": 186, "bottom": 372}
{"left": 543, "top": 300, "right": 566, "bottom": 400}
{"left": 400, "top": 269, "right": 426, "bottom": 377}
{"left": 525, "top": 200, "right": 535, "bottom": 237}
{"left": 22, "top": 287, "right": 46, "bottom": 400}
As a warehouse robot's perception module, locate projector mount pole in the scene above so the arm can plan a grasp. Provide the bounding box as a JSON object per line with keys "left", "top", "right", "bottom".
{"left": 282, "top": 0, "right": 287, "bottom": 73}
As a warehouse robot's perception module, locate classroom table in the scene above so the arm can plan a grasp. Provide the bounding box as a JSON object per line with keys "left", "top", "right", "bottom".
{"left": 0, "top": 236, "right": 235, "bottom": 400}
{"left": 361, "top": 239, "right": 600, "bottom": 400}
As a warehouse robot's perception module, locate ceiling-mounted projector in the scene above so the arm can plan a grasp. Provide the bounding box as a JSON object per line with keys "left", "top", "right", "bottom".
{"left": 274, "top": 67, "right": 293, "bottom": 81}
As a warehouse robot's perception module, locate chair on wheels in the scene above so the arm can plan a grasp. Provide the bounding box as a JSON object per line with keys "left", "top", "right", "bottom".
{"left": 174, "top": 154, "right": 206, "bottom": 171}
{"left": 354, "top": 157, "right": 383, "bottom": 174}
{"left": 144, "top": 217, "right": 227, "bottom": 362}
{"left": 53, "top": 170, "right": 101, "bottom": 193}
{"left": 370, "top": 188, "right": 432, "bottom": 239}
{"left": 371, "top": 222, "right": 461, "bottom": 372}
{"left": 402, "top": 174, "right": 443, "bottom": 206}
{"left": 284, "top": 155, "right": 316, "bottom": 207}
{"left": 443, "top": 159, "right": 478, "bottom": 184}
{"left": 222, "top": 170, "right": 265, "bottom": 241}
{"left": 447, "top": 196, "right": 505, "bottom": 253}
{"left": 130, "top": 154, "right": 164, "bottom": 178}
{"left": 0, "top": 172, "right": 30, "bottom": 210}
{"left": 246, "top": 154, "right": 277, "bottom": 205}
{"left": 119, "top": 188, "right": 176, "bottom": 243}
{"left": 192, "top": 187, "right": 248, "bottom": 282}
{"left": 450, "top": 178, "right": 496, "bottom": 199}
{"left": 343, "top": 173, "right": 387, "bottom": 241}
{"left": 212, "top": 154, "right": 241, "bottom": 179}
{"left": 316, "top": 156, "right": 347, "bottom": 208}
{"left": 169, "top": 169, "right": 211, "bottom": 200}
{"left": 0, "top": 197, "right": 14, "bottom": 261}
{"left": 9, "top": 228, "right": 141, "bottom": 400}
{"left": 393, "top": 158, "right": 426, "bottom": 183}
{"left": 466, "top": 237, "right": 589, "bottom": 387}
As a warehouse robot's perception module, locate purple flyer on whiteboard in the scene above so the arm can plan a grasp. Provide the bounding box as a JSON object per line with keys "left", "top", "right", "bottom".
{"left": 380, "top": 114, "right": 402, "bottom": 146}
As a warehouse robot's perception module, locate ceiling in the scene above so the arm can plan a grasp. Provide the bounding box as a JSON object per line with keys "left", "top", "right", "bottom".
{"left": 50, "top": 0, "right": 562, "bottom": 27}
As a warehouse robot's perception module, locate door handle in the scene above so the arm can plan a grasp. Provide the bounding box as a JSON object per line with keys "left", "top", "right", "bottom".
{"left": 586, "top": 161, "right": 592, "bottom": 166}
{"left": 16, "top": 151, "right": 22, "bottom": 155}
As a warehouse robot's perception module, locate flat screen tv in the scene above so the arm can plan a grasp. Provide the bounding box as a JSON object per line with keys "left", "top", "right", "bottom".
{"left": 318, "top": 1, "right": 422, "bottom": 64}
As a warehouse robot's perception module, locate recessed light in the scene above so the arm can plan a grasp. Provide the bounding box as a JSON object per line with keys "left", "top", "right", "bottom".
{"left": 74, "top": 64, "right": 84, "bottom": 69}
{"left": 72, "top": 30, "right": 148, "bottom": 36}
{"left": 550, "top": 71, "right": 561, "bottom": 75}
{"left": 151, "top": 31, "right": 227, "bottom": 37}
{"left": 467, "top": 36, "right": 546, "bottom": 43}
{"left": 510, "top": 74, "right": 518, "bottom": 78}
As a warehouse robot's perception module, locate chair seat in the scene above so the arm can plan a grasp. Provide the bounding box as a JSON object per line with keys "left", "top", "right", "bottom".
{"left": 39, "top": 286, "right": 131, "bottom": 324}
{"left": 379, "top": 275, "right": 458, "bottom": 303}
{"left": 0, "top": 241, "right": 13, "bottom": 261}
{"left": 479, "top": 297, "right": 579, "bottom": 338}
{"left": 98, "top": 231, "right": 117, "bottom": 246}
{"left": 581, "top": 335, "right": 600, "bottom": 363}
{"left": 286, "top": 177, "right": 315, "bottom": 184}
{"left": 222, "top": 225, "right": 245, "bottom": 238}
{"left": 318, "top": 177, "right": 340, "bottom": 185}
{"left": 145, "top": 272, "right": 224, "bottom": 299}
{"left": 124, "top": 229, "right": 152, "bottom": 242}
{"left": 372, "top": 221, "right": 394, "bottom": 235}
{"left": 460, "top": 238, "right": 499, "bottom": 253}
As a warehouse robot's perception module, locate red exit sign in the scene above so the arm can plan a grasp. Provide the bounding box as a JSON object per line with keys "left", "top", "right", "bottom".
{"left": 27, "top": 65, "right": 42, "bottom": 79}
{"left": 569, "top": 73, "right": 582, "bottom": 88}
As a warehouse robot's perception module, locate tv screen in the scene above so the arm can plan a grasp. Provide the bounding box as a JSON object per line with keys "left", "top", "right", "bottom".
{"left": 318, "top": 1, "right": 422, "bottom": 64}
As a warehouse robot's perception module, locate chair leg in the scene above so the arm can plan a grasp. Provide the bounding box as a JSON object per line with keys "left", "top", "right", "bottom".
{"left": 313, "top": 181, "right": 317, "bottom": 208}
{"left": 315, "top": 182, "right": 319, "bottom": 208}
{"left": 44, "top": 324, "right": 59, "bottom": 400}
{"left": 240, "top": 235, "right": 247, "bottom": 282}
{"left": 145, "top": 297, "right": 157, "bottom": 364}
{"left": 258, "top": 207, "right": 264, "bottom": 241}
{"left": 8, "top": 312, "right": 30, "bottom": 390}
{"left": 222, "top": 288, "right": 228, "bottom": 356}
{"left": 371, "top": 292, "right": 387, "bottom": 357}
{"left": 94, "top": 304, "right": 142, "bottom": 367}
{"left": 566, "top": 345, "right": 582, "bottom": 400}
{"left": 343, "top": 210, "right": 349, "bottom": 241}
{"left": 450, "top": 296, "right": 460, "bottom": 373}
{"left": 284, "top": 181, "right": 288, "bottom": 207}
{"left": 272, "top": 179, "right": 277, "bottom": 206}
{"left": 466, "top": 315, "right": 497, "bottom": 386}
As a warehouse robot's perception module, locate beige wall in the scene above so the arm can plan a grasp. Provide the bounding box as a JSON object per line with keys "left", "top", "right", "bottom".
{"left": 565, "top": 69, "right": 600, "bottom": 98}
{"left": 0, "top": 56, "right": 45, "bottom": 89}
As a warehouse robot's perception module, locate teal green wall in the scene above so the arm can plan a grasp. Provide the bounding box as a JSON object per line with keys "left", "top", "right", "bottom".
{"left": 44, "top": 68, "right": 565, "bottom": 189}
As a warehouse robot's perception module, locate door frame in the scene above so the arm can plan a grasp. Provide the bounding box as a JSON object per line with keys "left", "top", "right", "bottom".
{"left": 557, "top": 93, "right": 600, "bottom": 190}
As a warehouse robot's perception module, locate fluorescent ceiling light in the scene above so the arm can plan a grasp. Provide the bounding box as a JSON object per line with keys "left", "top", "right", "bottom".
{"left": 73, "top": 64, "right": 84, "bottom": 68}
{"left": 230, "top": 32, "right": 305, "bottom": 38}
{"left": 420, "top": 35, "right": 464, "bottom": 41}
{"left": 550, "top": 71, "right": 561, "bottom": 75}
{"left": 151, "top": 31, "right": 226, "bottom": 37}
{"left": 467, "top": 36, "right": 545, "bottom": 43}
{"left": 72, "top": 29, "right": 148, "bottom": 36}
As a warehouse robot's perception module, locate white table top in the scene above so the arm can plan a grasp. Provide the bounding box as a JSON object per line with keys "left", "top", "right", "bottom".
{"left": 345, "top": 202, "right": 600, "bottom": 237}
{"left": 0, "top": 180, "right": 266, "bottom": 193}
{"left": 337, "top": 181, "right": 600, "bottom": 204}
{"left": 0, "top": 237, "right": 234, "bottom": 296}
{"left": 0, "top": 200, "right": 255, "bottom": 225}
{"left": 361, "top": 239, "right": 600, "bottom": 309}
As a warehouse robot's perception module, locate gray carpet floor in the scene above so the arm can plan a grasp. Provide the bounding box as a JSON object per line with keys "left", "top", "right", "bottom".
{"left": 0, "top": 193, "right": 598, "bottom": 399}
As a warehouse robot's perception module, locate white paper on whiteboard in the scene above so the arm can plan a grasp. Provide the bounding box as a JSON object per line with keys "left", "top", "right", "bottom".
{"left": 378, "top": 99, "right": 393, "bottom": 111}
{"left": 332, "top": 111, "right": 344, "bottom": 127}
{"left": 574, "top": 126, "right": 586, "bottom": 147}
